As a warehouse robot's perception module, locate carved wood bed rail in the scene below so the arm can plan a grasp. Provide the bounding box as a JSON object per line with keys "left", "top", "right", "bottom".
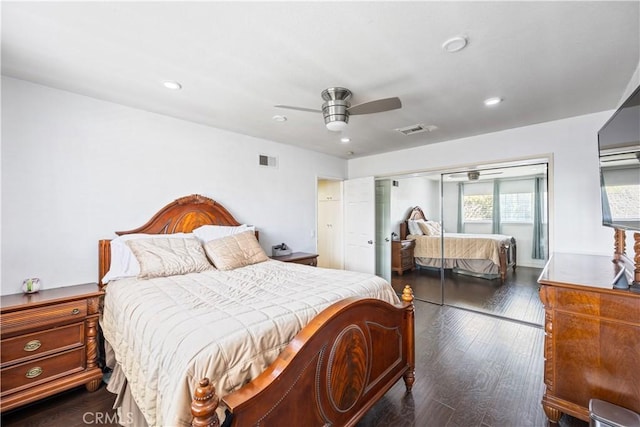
{"left": 98, "top": 194, "right": 416, "bottom": 426}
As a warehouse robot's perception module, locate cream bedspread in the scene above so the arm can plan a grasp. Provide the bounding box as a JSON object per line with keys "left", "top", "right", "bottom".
{"left": 100, "top": 260, "right": 399, "bottom": 427}
{"left": 409, "top": 233, "right": 512, "bottom": 266}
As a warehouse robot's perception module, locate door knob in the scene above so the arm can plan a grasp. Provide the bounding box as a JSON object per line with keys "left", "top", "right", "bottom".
{"left": 367, "top": 240, "right": 373, "bottom": 244}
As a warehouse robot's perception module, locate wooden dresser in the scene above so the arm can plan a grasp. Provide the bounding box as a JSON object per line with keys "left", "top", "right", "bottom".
{"left": 392, "top": 239, "right": 415, "bottom": 275}
{"left": 0, "top": 283, "right": 104, "bottom": 412}
{"left": 538, "top": 253, "right": 640, "bottom": 423}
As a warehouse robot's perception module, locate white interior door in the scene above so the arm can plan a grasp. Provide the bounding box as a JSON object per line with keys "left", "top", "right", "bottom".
{"left": 344, "top": 176, "right": 375, "bottom": 274}
{"left": 375, "top": 179, "right": 392, "bottom": 282}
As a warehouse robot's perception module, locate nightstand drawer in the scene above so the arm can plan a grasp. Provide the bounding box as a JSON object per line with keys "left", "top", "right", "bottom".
{"left": 1, "top": 323, "right": 85, "bottom": 368}
{"left": 1, "top": 301, "right": 87, "bottom": 337}
{"left": 0, "top": 348, "right": 85, "bottom": 395}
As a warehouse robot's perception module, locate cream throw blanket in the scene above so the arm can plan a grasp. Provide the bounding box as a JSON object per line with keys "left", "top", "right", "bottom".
{"left": 100, "top": 260, "right": 399, "bottom": 426}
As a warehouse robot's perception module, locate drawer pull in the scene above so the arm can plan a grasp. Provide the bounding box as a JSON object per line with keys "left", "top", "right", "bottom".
{"left": 71, "top": 308, "right": 80, "bottom": 315}
{"left": 23, "top": 340, "right": 42, "bottom": 352}
{"left": 25, "top": 366, "right": 43, "bottom": 379}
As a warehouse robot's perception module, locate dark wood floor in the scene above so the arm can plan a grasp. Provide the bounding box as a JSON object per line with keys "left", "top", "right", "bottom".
{"left": 392, "top": 265, "right": 544, "bottom": 326}
{"left": 2, "top": 301, "right": 586, "bottom": 427}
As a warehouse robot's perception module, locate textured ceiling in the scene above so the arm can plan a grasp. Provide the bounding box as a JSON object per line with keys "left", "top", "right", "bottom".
{"left": 2, "top": 1, "right": 639, "bottom": 159}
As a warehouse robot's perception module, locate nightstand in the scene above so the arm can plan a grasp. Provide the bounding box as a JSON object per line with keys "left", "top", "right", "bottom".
{"left": 392, "top": 239, "right": 415, "bottom": 275}
{"left": 0, "top": 283, "right": 104, "bottom": 412}
{"left": 271, "top": 252, "right": 319, "bottom": 266}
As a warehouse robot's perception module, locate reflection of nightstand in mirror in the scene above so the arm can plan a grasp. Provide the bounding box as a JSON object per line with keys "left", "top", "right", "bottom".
{"left": 392, "top": 240, "right": 415, "bottom": 275}
{"left": 271, "top": 252, "right": 318, "bottom": 267}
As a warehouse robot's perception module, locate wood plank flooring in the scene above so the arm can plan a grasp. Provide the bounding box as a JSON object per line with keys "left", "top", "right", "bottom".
{"left": 1, "top": 301, "right": 586, "bottom": 427}
{"left": 392, "top": 266, "right": 545, "bottom": 326}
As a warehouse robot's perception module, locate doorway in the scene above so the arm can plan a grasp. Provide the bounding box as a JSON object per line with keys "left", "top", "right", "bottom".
{"left": 317, "top": 179, "right": 344, "bottom": 269}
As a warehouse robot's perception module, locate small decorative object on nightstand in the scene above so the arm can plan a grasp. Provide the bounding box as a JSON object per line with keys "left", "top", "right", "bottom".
{"left": 271, "top": 252, "right": 319, "bottom": 267}
{"left": 21, "top": 278, "right": 41, "bottom": 294}
{"left": 0, "top": 283, "right": 104, "bottom": 413}
{"left": 392, "top": 239, "right": 415, "bottom": 275}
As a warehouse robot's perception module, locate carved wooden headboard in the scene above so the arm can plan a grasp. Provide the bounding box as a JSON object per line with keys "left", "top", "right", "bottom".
{"left": 98, "top": 194, "right": 244, "bottom": 289}
{"left": 399, "top": 206, "right": 428, "bottom": 240}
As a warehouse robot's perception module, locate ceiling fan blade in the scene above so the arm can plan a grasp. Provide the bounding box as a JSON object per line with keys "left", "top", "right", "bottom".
{"left": 274, "top": 105, "right": 322, "bottom": 113}
{"left": 347, "top": 97, "right": 402, "bottom": 115}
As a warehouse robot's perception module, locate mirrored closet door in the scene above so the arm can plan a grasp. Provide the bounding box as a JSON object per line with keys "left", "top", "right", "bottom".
{"left": 384, "top": 161, "right": 549, "bottom": 326}
{"left": 439, "top": 163, "right": 548, "bottom": 326}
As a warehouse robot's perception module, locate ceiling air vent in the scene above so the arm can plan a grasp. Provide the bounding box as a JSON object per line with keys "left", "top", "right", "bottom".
{"left": 258, "top": 154, "right": 278, "bottom": 168}
{"left": 394, "top": 124, "right": 438, "bottom": 136}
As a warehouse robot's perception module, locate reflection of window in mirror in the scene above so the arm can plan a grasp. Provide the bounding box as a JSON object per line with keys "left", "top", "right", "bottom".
{"left": 599, "top": 148, "right": 640, "bottom": 230}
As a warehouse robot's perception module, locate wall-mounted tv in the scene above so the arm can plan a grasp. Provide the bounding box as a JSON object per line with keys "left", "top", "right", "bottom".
{"left": 598, "top": 85, "right": 640, "bottom": 231}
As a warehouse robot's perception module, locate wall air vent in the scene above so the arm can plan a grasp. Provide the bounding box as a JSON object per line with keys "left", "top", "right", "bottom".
{"left": 258, "top": 154, "right": 278, "bottom": 168}
{"left": 394, "top": 124, "right": 438, "bottom": 136}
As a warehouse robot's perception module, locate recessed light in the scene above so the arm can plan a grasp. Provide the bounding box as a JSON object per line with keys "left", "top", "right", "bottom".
{"left": 272, "top": 115, "right": 287, "bottom": 122}
{"left": 442, "top": 36, "right": 468, "bottom": 53}
{"left": 484, "top": 97, "right": 503, "bottom": 106}
{"left": 340, "top": 137, "right": 351, "bottom": 143}
{"left": 163, "top": 80, "right": 182, "bottom": 90}
{"left": 347, "top": 151, "right": 354, "bottom": 156}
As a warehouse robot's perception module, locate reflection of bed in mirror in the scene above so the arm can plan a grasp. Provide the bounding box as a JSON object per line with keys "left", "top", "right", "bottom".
{"left": 399, "top": 207, "right": 516, "bottom": 281}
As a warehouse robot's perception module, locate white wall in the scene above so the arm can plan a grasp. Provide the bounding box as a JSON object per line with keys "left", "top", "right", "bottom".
{"left": 389, "top": 176, "right": 438, "bottom": 237}
{"left": 348, "top": 111, "right": 618, "bottom": 258}
{"left": 1, "top": 77, "right": 347, "bottom": 295}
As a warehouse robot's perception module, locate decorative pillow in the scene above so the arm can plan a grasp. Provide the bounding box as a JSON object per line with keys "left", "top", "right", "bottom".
{"left": 193, "top": 224, "right": 255, "bottom": 243}
{"left": 203, "top": 230, "right": 268, "bottom": 271}
{"left": 428, "top": 220, "right": 443, "bottom": 234}
{"left": 126, "top": 237, "right": 213, "bottom": 279}
{"left": 102, "top": 233, "right": 194, "bottom": 282}
{"left": 418, "top": 220, "right": 443, "bottom": 236}
{"left": 407, "top": 220, "right": 424, "bottom": 236}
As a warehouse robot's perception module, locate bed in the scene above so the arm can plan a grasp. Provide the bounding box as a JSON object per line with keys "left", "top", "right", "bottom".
{"left": 98, "top": 194, "right": 415, "bottom": 427}
{"left": 399, "top": 206, "right": 516, "bottom": 281}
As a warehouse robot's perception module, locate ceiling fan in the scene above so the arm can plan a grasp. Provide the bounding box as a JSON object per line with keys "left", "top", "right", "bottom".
{"left": 448, "top": 170, "right": 504, "bottom": 181}
{"left": 275, "top": 87, "right": 402, "bottom": 132}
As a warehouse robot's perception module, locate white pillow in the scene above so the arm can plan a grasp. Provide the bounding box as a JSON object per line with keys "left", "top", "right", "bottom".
{"left": 407, "top": 220, "right": 424, "bottom": 236}
{"left": 102, "top": 233, "right": 193, "bottom": 282}
{"left": 193, "top": 224, "right": 255, "bottom": 243}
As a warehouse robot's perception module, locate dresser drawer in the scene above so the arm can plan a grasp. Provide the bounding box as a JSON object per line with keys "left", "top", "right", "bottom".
{"left": 1, "top": 347, "right": 85, "bottom": 395}
{"left": 1, "top": 301, "right": 87, "bottom": 337}
{"left": 550, "top": 287, "right": 640, "bottom": 323}
{"left": 1, "top": 323, "right": 84, "bottom": 368}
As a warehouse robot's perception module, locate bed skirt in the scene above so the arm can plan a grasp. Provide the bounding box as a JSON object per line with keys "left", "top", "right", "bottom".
{"left": 104, "top": 342, "right": 150, "bottom": 427}
{"left": 415, "top": 257, "right": 500, "bottom": 279}
{"left": 105, "top": 341, "right": 231, "bottom": 427}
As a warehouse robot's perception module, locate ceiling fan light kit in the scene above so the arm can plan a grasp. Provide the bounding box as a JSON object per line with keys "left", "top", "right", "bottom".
{"left": 322, "top": 88, "right": 351, "bottom": 131}
{"left": 467, "top": 171, "right": 480, "bottom": 180}
{"left": 275, "top": 86, "right": 402, "bottom": 132}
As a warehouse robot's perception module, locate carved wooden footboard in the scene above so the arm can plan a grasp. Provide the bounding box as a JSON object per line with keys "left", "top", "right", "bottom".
{"left": 192, "top": 285, "right": 416, "bottom": 427}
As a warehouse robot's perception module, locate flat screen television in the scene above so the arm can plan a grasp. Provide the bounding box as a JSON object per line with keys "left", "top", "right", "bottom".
{"left": 598, "top": 85, "right": 640, "bottom": 231}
